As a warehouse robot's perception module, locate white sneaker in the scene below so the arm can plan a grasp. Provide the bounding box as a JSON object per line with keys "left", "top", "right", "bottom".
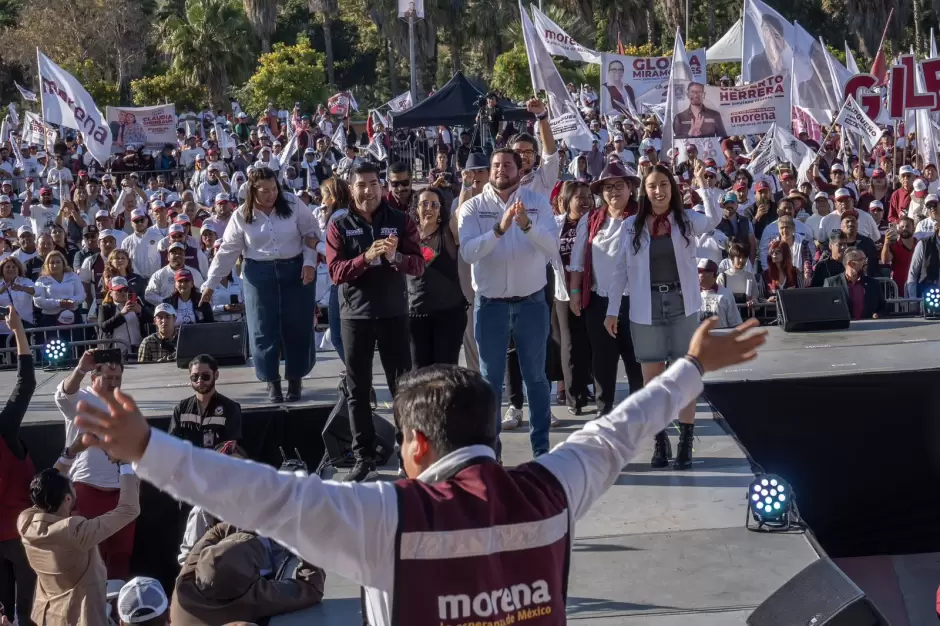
{"left": 550, "top": 413, "right": 561, "bottom": 428}
{"left": 502, "top": 406, "right": 522, "bottom": 430}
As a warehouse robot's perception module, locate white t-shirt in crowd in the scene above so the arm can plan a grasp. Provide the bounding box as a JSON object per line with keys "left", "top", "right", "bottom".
{"left": 55, "top": 383, "right": 121, "bottom": 489}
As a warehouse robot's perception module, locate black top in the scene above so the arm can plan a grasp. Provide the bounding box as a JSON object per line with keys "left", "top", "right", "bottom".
{"left": 558, "top": 217, "right": 579, "bottom": 268}
{"left": 811, "top": 256, "right": 846, "bottom": 287}
{"left": 169, "top": 393, "right": 242, "bottom": 450}
{"left": 0, "top": 355, "right": 35, "bottom": 459}
{"left": 408, "top": 227, "right": 465, "bottom": 315}
{"left": 823, "top": 273, "right": 886, "bottom": 319}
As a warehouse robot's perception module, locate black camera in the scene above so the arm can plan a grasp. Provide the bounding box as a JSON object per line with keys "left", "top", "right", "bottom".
{"left": 474, "top": 96, "right": 488, "bottom": 109}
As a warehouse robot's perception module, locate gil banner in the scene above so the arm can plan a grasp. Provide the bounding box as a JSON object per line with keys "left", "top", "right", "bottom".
{"left": 106, "top": 104, "right": 177, "bottom": 153}
{"left": 670, "top": 74, "right": 789, "bottom": 139}
{"left": 600, "top": 49, "right": 706, "bottom": 117}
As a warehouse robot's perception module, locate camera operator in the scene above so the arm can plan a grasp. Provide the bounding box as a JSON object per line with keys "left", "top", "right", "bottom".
{"left": 0, "top": 308, "right": 37, "bottom": 626}
{"left": 478, "top": 93, "right": 503, "bottom": 146}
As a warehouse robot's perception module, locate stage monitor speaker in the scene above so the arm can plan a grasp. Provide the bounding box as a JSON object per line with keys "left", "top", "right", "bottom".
{"left": 321, "top": 379, "right": 396, "bottom": 469}
{"left": 176, "top": 321, "right": 248, "bottom": 368}
{"left": 776, "top": 287, "right": 851, "bottom": 332}
{"left": 748, "top": 558, "right": 889, "bottom": 626}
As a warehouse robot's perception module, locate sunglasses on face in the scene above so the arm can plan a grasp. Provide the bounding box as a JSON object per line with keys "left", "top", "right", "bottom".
{"left": 189, "top": 372, "right": 213, "bottom": 382}
{"left": 389, "top": 180, "right": 411, "bottom": 188}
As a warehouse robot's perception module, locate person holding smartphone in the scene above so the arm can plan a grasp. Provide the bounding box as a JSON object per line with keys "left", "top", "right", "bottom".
{"left": 209, "top": 270, "right": 244, "bottom": 323}
{"left": 0, "top": 308, "right": 37, "bottom": 626}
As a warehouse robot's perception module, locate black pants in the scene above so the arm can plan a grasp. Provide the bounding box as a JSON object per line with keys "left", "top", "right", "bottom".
{"left": 409, "top": 306, "right": 467, "bottom": 369}
{"left": 341, "top": 316, "right": 412, "bottom": 460}
{"left": 0, "top": 537, "right": 35, "bottom": 626}
{"left": 584, "top": 294, "right": 644, "bottom": 416}
{"left": 554, "top": 299, "right": 592, "bottom": 408}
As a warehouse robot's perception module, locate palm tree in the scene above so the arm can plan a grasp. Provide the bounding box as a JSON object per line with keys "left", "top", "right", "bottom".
{"left": 160, "top": 0, "right": 255, "bottom": 107}
{"left": 243, "top": 0, "right": 278, "bottom": 52}
{"left": 309, "top": 0, "right": 338, "bottom": 85}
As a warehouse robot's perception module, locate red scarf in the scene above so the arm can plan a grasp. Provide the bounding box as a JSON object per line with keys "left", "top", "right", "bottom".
{"left": 651, "top": 212, "right": 671, "bottom": 236}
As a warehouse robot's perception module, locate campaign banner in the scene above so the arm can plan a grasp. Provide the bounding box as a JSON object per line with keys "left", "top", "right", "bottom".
{"left": 600, "top": 49, "right": 705, "bottom": 117}
{"left": 530, "top": 4, "right": 599, "bottom": 64}
{"left": 835, "top": 96, "right": 884, "bottom": 150}
{"left": 397, "top": 0, "right": 424, "bottom": 18}
{"left": 387, "top": 91, "right": 413, "bottom": 112}
{"left": 670, "top": 74, "right": 789, "bottom": 140}
{"left": 38, "top": 49, "right": 111, "bottom": 166}
{"left": 106, "top": 104, "right": 177, "bottom": 153}
{"left": 742, "top": 0, "right": 792, "bottom": 83}
{"left": 673, "top": 137, "right": 727, "bottom": 167}
{"left": 520, "top": 2, "right": 594, "bottom": 151}
{"left": 327, "top": 92, "right": 354, "bottom": 117}
{"left": 22, "top": 111, "right": 55, "bottom": 146}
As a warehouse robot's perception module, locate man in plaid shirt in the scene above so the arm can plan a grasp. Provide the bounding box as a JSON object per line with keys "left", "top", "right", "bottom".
{"left": 138, "top": 303, "right": 179, "bottom": 364}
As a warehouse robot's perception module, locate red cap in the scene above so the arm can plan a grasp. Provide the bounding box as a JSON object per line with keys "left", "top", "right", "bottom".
{"left": 871, "top": 168, "right": 887, "bottom": 179}
{"left": 755, "top": 181, "right": 770, "bottom": 192}
{"left": 780, "top": 172, "right": 794, "bottom": 181}
{"left": 174, "top": 268, "right": 193, "bottom": 281}
{"left": 733, "top": 181, "right": 747, "bottom": 191}
{"left": 840, "top": 209, "right": 859, "bottom": 220}
{"left": 704, "top": 158, "right": 717, "bottom": 167}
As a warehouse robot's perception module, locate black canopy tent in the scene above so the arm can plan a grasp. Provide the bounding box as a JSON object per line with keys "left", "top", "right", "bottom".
{"left": 390, "top": 71, "right": 531, "bottom": 128}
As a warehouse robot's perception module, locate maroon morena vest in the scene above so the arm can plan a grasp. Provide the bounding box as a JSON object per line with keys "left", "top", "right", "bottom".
{"left": 159, "top": 244, "right": 201, "bottom": 274}
{"left": 392, "top": 457, "right": 570, "bottom": 626}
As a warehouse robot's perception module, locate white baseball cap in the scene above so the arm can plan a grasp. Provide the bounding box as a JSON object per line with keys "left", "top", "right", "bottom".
{"left": 130, "top": 208, "right": 147, "bottom": 219}
{"left": 899, "top": 165, "right": 917, "bottom": 176}
{"left": 814, "top": 192, "right": 829, "bottom": 201}
{"left": 169, "top": 223, "right": 185, "bottom": 234}
{"left": 97, "top": 229, "right": 117, "bottom": 241}
{"left": 117, "top": 577, "right": 168, "bottom": 624}
{"left": 16, "top": 226, "right": 33, "bottom": 237}
{"left": 214, "top": 192, "right": 230, "bottom": 203}
{"left": 0, "top": 195, "right": 11, "bottom": 204}
{"left": 914, "top": 178, "right": 928, "bottom": 192}
{"left": 869, "top": 199, "right": 884, "bottom": 210}
{"left": 95, "top": 209, "right": 111, "bottom": 219}
{"left": 200, "top": 222, "right": 217, "bottom": 234}
{"left": 154, "top": 303, "right": 177, "bottom": 317}
{"left": 834, "top": 188, "right": 853, "bottom": 200}
{"left": 926, "top": 194, "right": 940, "bottom": 205}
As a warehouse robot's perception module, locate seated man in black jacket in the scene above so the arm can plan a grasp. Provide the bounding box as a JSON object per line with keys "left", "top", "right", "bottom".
{"left": 169, "top": 354, "right": 242, "bottom": 450}
{"left": 812, "top": 232, "right": 848, "bottom": 287}
{"left": 824, "top": 248, "right": 886, "bottom": 320}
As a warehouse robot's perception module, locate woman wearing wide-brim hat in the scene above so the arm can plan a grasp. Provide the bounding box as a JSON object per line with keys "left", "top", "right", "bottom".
{"left": 567, "top": 162, "right": 644, "bottom": 418}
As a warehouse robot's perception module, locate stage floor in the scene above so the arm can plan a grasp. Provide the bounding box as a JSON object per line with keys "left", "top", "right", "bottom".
{"left": 10, "top": 351, "right": 824, "bottom": 623}
{"left": 705, "top": 318, "right": 940, "bottom": 383}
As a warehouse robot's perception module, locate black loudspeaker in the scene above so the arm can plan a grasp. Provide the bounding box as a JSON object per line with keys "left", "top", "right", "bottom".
{"left": 776, "top": 287, "right": 851, "bottom": 332}
{"left": 176, "top": 321, "right": 248, "bottom": 368}
{"left": 321, "top": 379, "right": 396, "bottom": 469}
{"left": 748, "top": 558, "right": 889, "bottom": 625}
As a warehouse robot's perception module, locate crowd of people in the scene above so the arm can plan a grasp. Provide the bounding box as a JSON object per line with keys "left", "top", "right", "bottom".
{"left": 0, "top": 77, "right": 935, "bottom": 624}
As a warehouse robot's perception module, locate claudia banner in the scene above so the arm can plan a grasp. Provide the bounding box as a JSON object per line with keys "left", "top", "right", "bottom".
{"left": 670, "top": 74, "right": 789, "bottom": 139}
{"left": 600, "top": 49, "right": 706, "bottom": 117}
{"left": 106, "top": 104, "right": 177, "bottom": 153}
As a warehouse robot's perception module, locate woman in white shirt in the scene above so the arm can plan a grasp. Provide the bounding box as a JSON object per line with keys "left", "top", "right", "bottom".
{"left": 0, "top": 256, "right": 36, "bottom": 329}
{"left": 33, "top": 250, "right": 85, "bottom": 327}
{"left": 210, "top": 270, "right": 245, "bottom": 322}
{"left": 201, "top": 167, "right": 321, "bottom": 403}
{"left": 569, "top": 164, "right": 644, "bottom": 417}
{"left": 606, "top": 164, "right": 722, "bottom": 470}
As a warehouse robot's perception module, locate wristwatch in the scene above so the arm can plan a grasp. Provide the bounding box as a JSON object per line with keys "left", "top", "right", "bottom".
{"left": 493, "top": 223, "right": 504, "bottom": 238}
{"left": 394, "top": 252, "right": 403, "bottom": 265}
{"left": 520, "top": 222, "right": 533, "bottom": 233}
{"left": 60, "top": 445, "right": 76, "bottom": 460}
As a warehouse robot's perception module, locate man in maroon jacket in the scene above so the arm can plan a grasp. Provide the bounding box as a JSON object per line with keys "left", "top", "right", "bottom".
{"left": 889, "top": 165, "right": 917, "bottom": 224}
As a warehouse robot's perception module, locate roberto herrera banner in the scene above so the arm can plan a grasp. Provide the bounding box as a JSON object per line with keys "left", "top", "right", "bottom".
{"left": 600, "top": 49, "right": 706, "bottom": 116}
{"left": 669, "top": 74, "right": 790, "bottom": 139}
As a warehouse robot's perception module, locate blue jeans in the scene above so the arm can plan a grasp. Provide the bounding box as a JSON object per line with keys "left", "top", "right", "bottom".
{"left": 328, "top": 283, "right": 345, "bottom": 364}
{"left": 475, "top": 290, "right": 551, "bottom": 457}
{"left": 242, "top": 255, "right": 317, "bottom": 382}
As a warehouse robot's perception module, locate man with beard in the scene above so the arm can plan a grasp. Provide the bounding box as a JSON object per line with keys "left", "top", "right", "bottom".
{"left": 511, "top": 99, "right": 558, "bottom": 200}
{"left": 883, "top": 216, "right": 917, "bottom": 294}
{"left": 169, "top": 354, "right": 242, "bottom": 449}
{"left": 458, "top": 148, "right": 558, "bottom": 459}
{"left": 385, "top": 161, "right": 414, "bottom": 212}
{"left": 673, "top": 82, "right": 726, "bottom": 140}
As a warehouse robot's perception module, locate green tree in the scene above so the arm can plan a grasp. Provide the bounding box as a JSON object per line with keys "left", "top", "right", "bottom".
{"left": 62, "top": 60, "right": 121, "bottom": 107}
{"left": 159, "top": 0, "right": 255, "bottom": 107}
{"left": 491, "top": 45, "right": 531, "bottom": 102}
{"left": 131, "top": 70, "right": 209, "bottom": 109}
{"left": 236, "top": 35, "right": 328, "bottom": 115}
{"left": 243, "top": 0, "right": 278, "bottom": 52}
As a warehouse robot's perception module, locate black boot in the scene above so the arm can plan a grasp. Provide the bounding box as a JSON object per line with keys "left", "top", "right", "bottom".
{"left": 267, "top": 380, "right": 284, "bottom": 404}
{"left": 286, "top": 379, "right": 302, "bottom": 402}
{"left": 651, "top": 430, "right": 672, "bottom": 468}
{"left": 674, "top": 423, "right": 695, "bottom": 470}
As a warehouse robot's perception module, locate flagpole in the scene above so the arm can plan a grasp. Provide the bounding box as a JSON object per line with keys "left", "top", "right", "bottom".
{"left": 408, "top": 13, "right": 418, "bottom": 106}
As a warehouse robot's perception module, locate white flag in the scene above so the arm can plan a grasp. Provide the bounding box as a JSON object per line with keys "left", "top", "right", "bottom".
{"left": 795, "top": 150, "right": 815, "bottom": 187}
{"left": 14, "top": 82, "right": 37, "bottom": 102}
{"left": 661, "top": 28, "right": 692, "bottom": 161}
{"left": 278, "top": 133, "right": 299, "bottom": 169}
{"left": 387, "top": 92, "right": 413, "bottom": 112}
{"left": 529, "top": 4, "right": 600, "bottom": 64}
{"left": 366, "top": 136, "right": 388, "bottom": 162}
{"left": 932, "top": 28, "right": 938, "bottom": 59}
{"left": 742, "top": 0, "right": 793, "bottom": 83}
{"left": 370, "top": 109, "right": 391, "bottom": 131}
{"left": 914, "top": 62, "right": 939, "bottom": 168}
{"left": 37, "top": 49, "right": 111, "bottom": 166}
{"left": 519, "top": 2, "right": 594, "bottom": 151}
{"left": 331, "top": 123, "right": 347, "bottom": 151}
{"left": 746, "top": 143, "right": 778, "bottom": 176}
{"left": 845, "top": 43, "right": 860, "bottom": 75}
{"left": 21, "top": 111, "right": 47, "bottom": 146}
{"left": 10, "top": 139, "right": 24, "bottom": 170}
{"left": 771, "top": 125, "right": 812, "bottom": 166}
{"left": 7, "top": 103, "right": 18, "bottom": 128}
{"left": 834, "top": 96, "right": 884, "bottom": 150}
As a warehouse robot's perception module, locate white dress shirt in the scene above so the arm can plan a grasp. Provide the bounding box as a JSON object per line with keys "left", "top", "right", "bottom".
{"left": 0, "top": 277, "right": 35, "bottom": 326}
{"left": 132, "top": 358, "right": 703, "bottom": 626}
{"left": 121, "top": 231, "right": 164, "bottom": 278}
{"left": 818, "top": 209, "right": 880, "bottom": 242}
{"left": 33, "top": 272, "right": 85, "bottom": 315}
{"left": 607, "top": 187, "right": 724, "bottom": 322}
{"left": 519, "top": 151, "right": 560, "bottom": 200}
{"left": 209, "top": 276, "right": 245, "bottom": 322}
{"left": 458, "top": 184, "right": 560, "bottom": 299}
{"left": 570, "top": 212, "right": 628, "bottom": 299}
{"left": 206, "top": 195, "right": 321, "bottom": 290}
{"left": 145, "top": 264, "right": 205, "bottom": 305}
{"left": 55, "top": 383, "right": 121, "bottom": 489}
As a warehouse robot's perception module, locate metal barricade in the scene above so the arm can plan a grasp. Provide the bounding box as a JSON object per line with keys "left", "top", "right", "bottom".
{"left": 875, "top": 277, "right": 923, "bottom": 316}
{"left": 2, "top": 323, "right": 131, "bottom": 368}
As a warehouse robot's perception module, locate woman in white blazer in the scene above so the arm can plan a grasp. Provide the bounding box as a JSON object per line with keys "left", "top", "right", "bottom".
{"left": 605, "top": 164, "right": 722, "bottom": 469}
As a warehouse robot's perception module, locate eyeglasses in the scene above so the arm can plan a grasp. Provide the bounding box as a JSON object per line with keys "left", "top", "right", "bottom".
{"left": 389, "top": 180, "right": 411, "bottom": 188}
{"left": 189, "top": 372, "right": 213, "bottom": 382}
{"left": 515, "top": 149, "right": 536, "bottom": 157}
{"left": 419, "top": 201, "right": 441, "bottom": 209}
{"left": 602, "top": 182, "right": 627, "bottom": 193}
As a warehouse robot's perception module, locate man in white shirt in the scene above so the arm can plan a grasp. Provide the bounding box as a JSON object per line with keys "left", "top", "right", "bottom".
{"left": 819, "top": 187, "right": 881, "bottom": 242}
{"left": 23, "top": 187, "right": 59, "bottom": 235}
{"left": 121, "top": 208, "right": 163, "bottom": 278}
{"left": 914, "top": 196, "right": 939, "bottom": 239}
{"left": 611, "top": 134, "right": 636, "bottom": 165}
{"left": 0, "top": 194, "right": 26, "bottom": 231}
{"left": 67, "top": 318, "right": 765, "bottom": 626}
{"left": 94, "top": 210, "right": 127, "bottom": 247}
{"left": 805, "top": 191, "right": 832, "bottom": 245}
{"left": 334, "top": 145, "right": 362, "bottom": 181}
{"left": 317, "top": 114, "right": 334, "bottom": 136}
{"left": 145, "top": 243, "right": 205, "bottom": 305}
{"left": 202, "top": 194, "right": 233, "bottom": 234}
{"left": 54, "top": 349, "right": 136, "bottom": 579}
{"left": 146, "top": 199, "right": 172, "bottom": 241}
{"left": 180, "top": 136, "right": 206, "bottom": 171}
{"left": 45, "top": 154, "right": 74, "bottom": 201}
{"left": 12, "top": 227, "right": 37, "bottom": 264}
{"left": 196, "top": 168, "right": 229, "bottom": 206}
{"left": 512, "top": 99, "right": 558, "bottom": 200}
{"left": 458, "top": 148, "right": 561, "bottom": 458}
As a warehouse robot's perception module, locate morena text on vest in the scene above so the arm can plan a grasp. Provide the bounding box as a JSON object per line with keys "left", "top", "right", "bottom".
{"left": 437, "top": 579, "right": 552, "bottom": 623}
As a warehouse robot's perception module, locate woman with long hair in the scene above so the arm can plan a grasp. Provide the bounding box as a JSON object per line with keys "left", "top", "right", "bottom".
{"left": 315, "top": 177, "right": 351, "bottom": 363}
{"left": 606, "top": 164, "right": 722, "bottom": 469}
{"left": 201, "top": 167, "right": 320, "bottom": 403}
{"left": 165, "top": 268, "right": 213, "bottom": 325}
{"left": 570, "top": 165, "right": 644, "bottom": 416}
{"left": 32, "top": 251, "right": 84, "bottom": 327}
{"left": 98, "top": 276, "right": 145, "bottom": 355}
{"left": 50, "top": 224, "right": 74, "bottom": 261}
{"left": 0, "top": 256, "right": 36, "bottom": 329}
{"left": 762, "top": 238, "right": 803, "bottom": 301}
{"left": 406, "top": 186, "right": 465, "bottom": 367}
{"left": 776, "top": 215, "right": 813, "bottom": 285}
{"left": 102, "top": 249, "right": 147, "bottom": 306}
